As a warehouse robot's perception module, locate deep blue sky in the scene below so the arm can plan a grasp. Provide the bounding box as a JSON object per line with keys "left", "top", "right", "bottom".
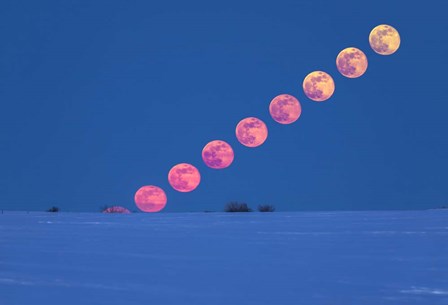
{"left": 1, "top": 0, "right": 447, "bottom": 212}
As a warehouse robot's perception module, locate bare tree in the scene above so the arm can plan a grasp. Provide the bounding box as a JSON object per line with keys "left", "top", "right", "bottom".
{"left": 224, "top": 202, "right": 252, "bottom": 212}
{"left": 258, "top": 204, "right": 275, "bottom": 212}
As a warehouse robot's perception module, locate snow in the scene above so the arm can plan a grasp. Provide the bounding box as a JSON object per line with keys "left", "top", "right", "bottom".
{"left": 1, "top": 211, "right": 447, "bottom": 305}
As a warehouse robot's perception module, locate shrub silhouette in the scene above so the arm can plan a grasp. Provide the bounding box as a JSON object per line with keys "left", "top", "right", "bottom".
{"left": 47, "top": 206, "right": 59, "bottom": 212}
{"left": 102, "top": 206, "right": 131, "bottom": 214}
{"left": 258, "top": 204, "right": 275, "bottom": 212}
{"left": 224, "top": 202, "right": 252, "bottom": 212}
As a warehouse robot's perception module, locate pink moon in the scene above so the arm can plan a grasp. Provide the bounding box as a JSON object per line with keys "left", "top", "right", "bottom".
{"left": 269, "top": 94, "right": 302, "bottom": 124}
{"left": 235, "top": 117, "right": 268, "bottom": 147}
{"left": 202, "top": 140, "right": 234, "bottom": 169}
{"left": 168, "top": 163, "right": 201, "bottom": 192}
{"left": 134, "top": 185, "right": 167, "bottom": 213}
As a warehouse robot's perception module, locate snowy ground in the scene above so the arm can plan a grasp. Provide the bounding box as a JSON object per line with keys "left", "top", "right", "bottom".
{"left": 1, "top": 211, "right": 447, "bottom": 305}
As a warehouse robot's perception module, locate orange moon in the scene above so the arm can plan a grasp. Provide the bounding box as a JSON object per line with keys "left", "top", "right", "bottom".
{"left": 269, "top": 94, "right": 302, "bottom": 124}
{"left": 202, "top": 140, "right": 234, "bottom": 169}
{"left": 369, "top": 24, "right": 400, "bottom": 55}
{"left": 235, "top": 117, "right": 268, "bottom": 147}
{"left": 302, "top": 71, "right": 335, "bottom": 102}
{"left": 336, "top": 47, "right": 368, "bottom": 78}
{"left": 134, "top": 185, "right": 167, "bottom": 212}
{"left": 168, "top": 163, "right": 201, "bottom": 192}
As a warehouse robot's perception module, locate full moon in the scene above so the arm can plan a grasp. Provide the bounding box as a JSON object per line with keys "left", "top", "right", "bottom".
{"left": 336, "top": 47, "right": 368, "bottom": 78}
{"left": 269, "top": 94, "right": 302, "bottom": 124}
{"left": 302, "top": 71, "right": 335, "bottom": 102}
{"left": 202, "top": 140, "right": 234, "bottom": 169}
{"left": 369, "top": 24, "right": 400, "bottom": 55}
{"left": 235, "top": 117, "right": 268, "bottom": 147}
{"left": 168, "top": 163, "right": 201, "bottom": 192}
{"left": 134, "top": 185, "right": 167, "bottom": 213}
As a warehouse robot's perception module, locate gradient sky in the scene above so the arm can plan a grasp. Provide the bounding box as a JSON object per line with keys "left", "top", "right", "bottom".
{"left": 1, "top": 0, "right": 447, "bottom": 212}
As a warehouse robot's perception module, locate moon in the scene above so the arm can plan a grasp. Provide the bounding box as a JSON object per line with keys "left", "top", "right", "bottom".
{"left": 269, "top": 94, "right": 302, "bottom": 124}
{"left": 369, "top": 24, "right": 400, "bottom": 55}
{"left": 134, "top": 185, "right": 167, "bottom": 213}
{"left": 336, "top": 47, "right": 368, "bottom": 78}
{"left": 302, "top": 71, "right": 335, "bottom": 102}
{"left": 202, "top": 140, "right": 234, "bottom": 169}
{"left": 168, "top": 163, "right": 201, "bottom": 192}
{"left": 235, "top": 117, "right": 268, "bottom": 147}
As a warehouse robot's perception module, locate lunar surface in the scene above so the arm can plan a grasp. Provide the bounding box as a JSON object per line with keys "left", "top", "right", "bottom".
{"left": 168, "top": 163, "right": 201, "bottom": 192}
{"left": 369, "top": 24, "right": 400, "bottom": 55}
{"left": 134, "top": 185, "right": 167, "bottom": 212}
{"left": 269, "top": 94, "right": 302, "bottom": 124}
{"left": 302, "top": 71, "right": 335, "bottom": 102}
{"left": 235, "top": 117, "right": 268, "bottom": 147}
{"left": 336, "top": 47, "right": 368, "bottom": 78}
{"left": 202, "top": 140, "right": 234, "bottom": 169}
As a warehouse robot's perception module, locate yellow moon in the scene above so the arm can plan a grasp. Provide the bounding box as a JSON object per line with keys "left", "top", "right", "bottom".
{"left": 336, "top": 47, "right": 368, "bottom": 78}
{"left": 369, "top": 24, "right": 400, "bottom": 55}
{"left": 302, "top": 71, "right": 335, "bottom": 102}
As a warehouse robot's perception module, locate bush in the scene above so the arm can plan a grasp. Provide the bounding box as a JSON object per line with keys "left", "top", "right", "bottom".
{"left": 224, "top": 202, "right": 252, "bottom": 212}
{"left": 258, "top": 204, "right": 275, "bottom": 212}
{"left": 102, "top": 206, "right": 131, "bottom": 214}
{"left": 47, "top": 206, "right": 59, "bottom": 212}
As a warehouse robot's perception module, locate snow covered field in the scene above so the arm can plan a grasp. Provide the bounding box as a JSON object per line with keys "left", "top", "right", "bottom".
{"left": 1, "top": 211, "right": 447, "bottom": 305}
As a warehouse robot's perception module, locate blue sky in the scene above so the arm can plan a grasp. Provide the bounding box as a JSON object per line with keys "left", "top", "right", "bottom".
{"left": 0, "top": 0, "right": 447, "bottom": 212}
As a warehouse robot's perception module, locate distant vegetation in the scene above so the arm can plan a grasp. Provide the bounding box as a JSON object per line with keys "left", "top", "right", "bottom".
{"left": 224, "top": 202, "right": 252, "bottom": 212}
{"left": 47, "top": 206, "right": 59, "bottom": 213}
{"left": 258, "top": 204, "right": 275, "bottom": 212}
{"left": 101, "top": 206, "right": 131, "bottom": 214}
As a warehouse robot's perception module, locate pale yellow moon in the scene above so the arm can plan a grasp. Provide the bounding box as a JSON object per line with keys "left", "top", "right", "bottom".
{"left": 336, "top": 47, "right": 368, "bottom": 78}
{"left": 302, "top": 71, "right": 335, "bottom": 102}
{"left": 235, "top": 117, "right": 268, "bottom": 147}
{"left": 369, "top": 24, "right": 400, "bottom": 55}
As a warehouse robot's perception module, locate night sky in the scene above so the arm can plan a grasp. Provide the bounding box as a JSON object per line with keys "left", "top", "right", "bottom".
{"left": 1, "top": 0, "right": 447, "bottom": 212}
